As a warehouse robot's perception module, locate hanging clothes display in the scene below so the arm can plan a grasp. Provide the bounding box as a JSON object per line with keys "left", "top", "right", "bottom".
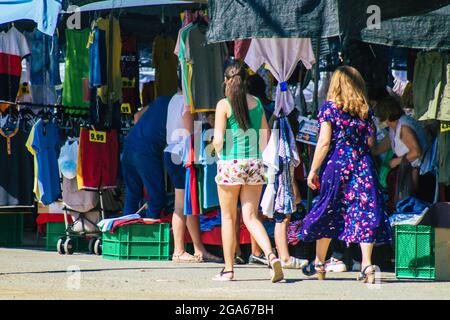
{"left": 27, "top": 119, "right": 61, "bottom": 205}
{"left": 260, "top": 117, "right": 300, "bottom": 218}
{"left": 200, "top": 128, "right": 219, "bottom": 209}
{"left": 245, "top": 38, "right": 315, "bottom": 116}
{"left": 438, "top": 128, "right": 450, "bottom": 186}
{"left": 152, "top": 34, "right": 178, "bottom": 98}
{"left": 185, "top": 25, "right": 227, "bottom": 112}
{"left": 89, "top": 17, "right": 122, "bottom": 130}
{"left": 183, "top": 131, "right": 220, "bottom": 214}
{"left": 121, "top": 35, "right": 141, "bottom": 114}
{"left": 0, "top": 0, "right": 61, "bottom": 36}
{"left": 184, "top": 134, "right": 200, "bottom": 215}
{"left": 88, "top": 28, "right": 107, "bottom": 88}
{"left": 95, "top": 17, "right": 122, "bottom": 105}
{"left": 62, "top": 29, "right": 91, "bottom": 114}
{"left": 25, "top": 119, "right": 40, "bottom": 201}
{"left": 59, "top": 137, "right": 99, "bottom": 215}
{"left": 234, "top": 39, "right": 251, "bottom": 61}
{"left": 77, "top": 127, "right": 119, "bottom": 191}
{"left": 29, "top": 29, "right": 61, "bottom": 87}
{"left": 274, "top": 117, "right": 300, "bottom": 214}
{"left": 183, "top": 24, "right": 228, "bottom": 112}
{"left": 27, "top": 29, "right": 61, "bottom": 106}
{"left": 413, "top": 52, "right": 450, "bottom": 121}
{"left": 0, "top": 26, "right": 31, "bottom": 108}
{"left": 17, "top": 51, "right": 32, "bottom": 105}
{"left": 0, "top": 115, "right": 34, "bottom": 207}
{"left": 174, "top": 23, "right": 195, "bottom": 109}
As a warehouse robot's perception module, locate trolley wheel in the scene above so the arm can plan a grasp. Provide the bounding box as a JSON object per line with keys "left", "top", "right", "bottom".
{"left": 94, "top": 238, "right": 102, "bottom": 255}
{"left": 88, "top": 238, "right": 96, "bottom": 254}
{"left": 64, "top": 238, "right": 75, "bottom": 255}
{"left": 57, "top": 237, "right": 66, "bottom": 255}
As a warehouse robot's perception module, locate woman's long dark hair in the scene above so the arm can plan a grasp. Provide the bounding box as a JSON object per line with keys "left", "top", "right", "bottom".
{"left": 225, "top": 63, "right": 250, "bottom": 131}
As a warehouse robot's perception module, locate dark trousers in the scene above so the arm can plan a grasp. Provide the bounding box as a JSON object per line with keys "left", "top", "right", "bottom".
{"left": 122, "top": 150, "right": 165, "bottom": 218}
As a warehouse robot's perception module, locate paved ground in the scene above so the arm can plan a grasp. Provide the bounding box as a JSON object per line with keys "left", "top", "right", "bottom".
{"left": 0, "top": 248, "right": 449, "bottom": 300}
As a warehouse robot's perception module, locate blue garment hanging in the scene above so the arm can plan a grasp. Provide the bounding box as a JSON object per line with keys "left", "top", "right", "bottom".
{"left": 0, "top": 1, "right": 62, "bottom": 36}
{"left": 200, "top": 129, "right": 219, "bottom": 209}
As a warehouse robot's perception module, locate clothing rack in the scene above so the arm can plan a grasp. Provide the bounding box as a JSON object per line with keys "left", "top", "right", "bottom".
{"left": 0, "top": 100, "right": 90, "bottom": 112}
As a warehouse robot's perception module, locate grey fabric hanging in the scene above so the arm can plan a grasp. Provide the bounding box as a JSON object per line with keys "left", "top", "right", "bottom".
{"left": 207, "top": 0, "right": 450, "bottom": 50}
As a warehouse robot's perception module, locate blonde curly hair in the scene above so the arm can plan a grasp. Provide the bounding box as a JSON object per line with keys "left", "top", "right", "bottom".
{"left": 327, "top": 66, "right": 370, "bottom": 119}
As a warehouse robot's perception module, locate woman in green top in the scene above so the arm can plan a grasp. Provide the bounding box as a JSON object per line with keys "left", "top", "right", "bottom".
{"left": 212, "top": 63, "right": 284, "bottom": 282}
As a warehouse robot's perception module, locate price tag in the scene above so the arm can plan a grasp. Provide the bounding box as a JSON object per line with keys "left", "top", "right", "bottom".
{"left": 89, "top": 130, "right": 107, "bottom": 143}
{"left": 122, "top": 77, "right": 136, "bottom": 88}
{"left": 121, "top": 103, "right": 132, "bottom": 114}
{"left": 19, "top": 83, "right": 30, "bottom": 95}
{"left": 87, "top": 31, "right": 95, "bottom": 48}
{"left": 441, "top": 122, "right": 450, "bottom": 133}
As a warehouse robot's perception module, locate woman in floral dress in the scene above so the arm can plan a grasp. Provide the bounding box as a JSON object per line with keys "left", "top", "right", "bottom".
{"left": 300, "top": 66, "right": 391, "bottom": 283}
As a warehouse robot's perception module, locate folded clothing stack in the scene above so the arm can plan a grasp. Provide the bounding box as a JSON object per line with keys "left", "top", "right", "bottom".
{"left": 389, "top": 196, "right": 431, "bottom": 226}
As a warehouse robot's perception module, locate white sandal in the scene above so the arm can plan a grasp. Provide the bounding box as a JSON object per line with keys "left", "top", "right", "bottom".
{"left": 268, "top": 253, "right": 284, "bottom": 283}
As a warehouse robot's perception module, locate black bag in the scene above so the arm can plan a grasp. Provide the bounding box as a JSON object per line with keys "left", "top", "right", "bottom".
{"left": 396, "top": 156, "right": 414, "bottom": 203}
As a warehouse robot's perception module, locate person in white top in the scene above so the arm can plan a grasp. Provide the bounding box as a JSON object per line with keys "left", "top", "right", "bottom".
{"left": 164, "top": 76, "right": 221, "bottom": 263}
{"left": 372, "top": 96, "right": 430, "bottom": 195}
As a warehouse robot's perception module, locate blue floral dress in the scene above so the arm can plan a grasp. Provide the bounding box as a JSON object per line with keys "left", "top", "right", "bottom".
{"left": 300, "top": 101, "right": 391, "bottom": 244}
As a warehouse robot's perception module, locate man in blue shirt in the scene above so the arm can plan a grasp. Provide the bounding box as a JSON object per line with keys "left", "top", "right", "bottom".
{"left": 122, "top": 96, "right": 171, "bottom": 218}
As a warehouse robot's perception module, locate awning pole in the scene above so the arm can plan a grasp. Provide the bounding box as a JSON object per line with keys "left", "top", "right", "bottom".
{"left": 306, "top": 35, "right": 321, "bottom": 213}
{"left": 107, "top": 9, "right": 114, "bottom": 126}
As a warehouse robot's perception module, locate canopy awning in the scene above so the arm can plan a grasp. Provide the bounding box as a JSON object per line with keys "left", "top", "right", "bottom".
{"left": 0, "top": 0, "right": 62, "bottom": 36}
{"left": 206, "top": 0, "right": 450, "bottom": 49}
{"left": 76, "top": 0, "right": 191, "bottom": 12}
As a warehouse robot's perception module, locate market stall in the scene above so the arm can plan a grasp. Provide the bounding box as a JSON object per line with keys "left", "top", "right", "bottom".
{"left": 0, "top": 0, "right": 448, "bottom": 280}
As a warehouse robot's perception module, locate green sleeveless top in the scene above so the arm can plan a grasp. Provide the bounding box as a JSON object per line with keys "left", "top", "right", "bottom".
{"left": 220, "top": 97, "right": 264, "bottom": 160}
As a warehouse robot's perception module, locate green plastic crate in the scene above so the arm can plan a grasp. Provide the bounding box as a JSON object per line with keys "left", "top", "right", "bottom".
{"left": 45, "top": 222, "right": 90, "bottom": 252}
{"left": 395, "top": 225, "right": 436, "bottom": 280}
{"left": 0, "top": 214, "right": 24, "bottom": 247}
{"left": 45, "top": 222, "right": 66, "bottom": 251}
{"left": 102, "top": 223, "right": 170, "bottom": 261}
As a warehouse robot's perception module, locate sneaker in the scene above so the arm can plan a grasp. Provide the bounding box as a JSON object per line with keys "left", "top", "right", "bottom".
{"left": 281, "top": 256, "right": 309, "bottom": 269}
{"left": 248, "top": 253, "right": 268, "bottom": 265}
{"left": 324, "top": 257, "right": 347, "bottom": 272}
{"left": 352, "top": 260, "right": 361, "bottom": 272}
{"left": 234, "top": 255, "right": 247, "bottom": 265}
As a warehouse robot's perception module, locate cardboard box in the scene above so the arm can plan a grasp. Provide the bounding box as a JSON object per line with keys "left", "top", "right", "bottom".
{"left": 435, "top": 228, "right": 450, "bottom": 281}
{"left": 38, "top": 202, "right": 65, "bottom": 214}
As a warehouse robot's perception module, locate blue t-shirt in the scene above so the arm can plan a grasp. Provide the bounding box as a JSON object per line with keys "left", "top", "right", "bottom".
{"left": 32, "top": 119, "right": 61, "bottom": 205}
{"left": 125, "top": 96, "right": 171, "bottom": 155}
{"left": 200, "top": 128, "right": 219, "bottom": 209}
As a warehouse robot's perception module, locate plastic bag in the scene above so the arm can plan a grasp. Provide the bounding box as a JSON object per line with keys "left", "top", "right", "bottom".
{"left": 58, "top": 139, "right": 78, "bottom": 180}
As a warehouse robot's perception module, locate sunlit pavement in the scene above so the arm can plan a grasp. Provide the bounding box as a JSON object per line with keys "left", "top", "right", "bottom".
{"left": 0, "top": 248, "right": 448, "bottom": 300}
